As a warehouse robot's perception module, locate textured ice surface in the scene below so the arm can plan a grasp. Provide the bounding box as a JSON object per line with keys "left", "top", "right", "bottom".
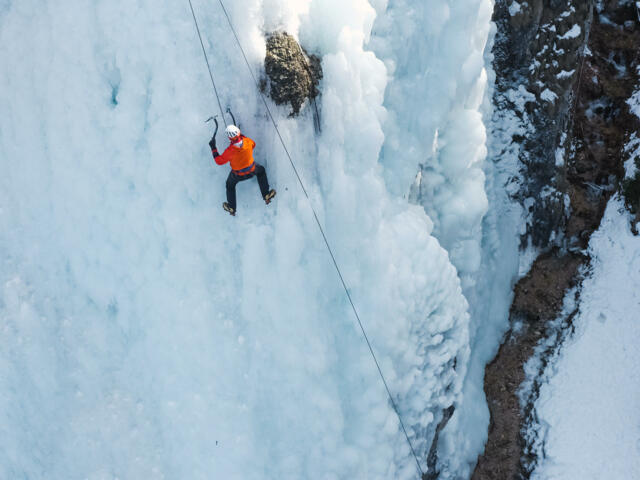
{"left": 434, "top": 14, "right": 524, "bottom": 477}
{"left": 369, "top": 2, "right": 520, "bottom": 479}
{"left": 370, "top": 0, "right": 492, "bottom": 294}
{"left": 0, "top": 0, "right": 490, "bottom": 479}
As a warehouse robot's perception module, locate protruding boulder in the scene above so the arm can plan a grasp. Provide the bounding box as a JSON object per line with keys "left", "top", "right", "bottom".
{"left": 263, "top": 32, "right": 322, "bottom": 116}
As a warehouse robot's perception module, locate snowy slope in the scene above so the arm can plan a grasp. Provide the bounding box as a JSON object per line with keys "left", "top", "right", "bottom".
{"left": 529, "top": 197, "right": 640, "bottom": 479}
{"left": 0, "top": 1, "right": 498, "bottom": 479}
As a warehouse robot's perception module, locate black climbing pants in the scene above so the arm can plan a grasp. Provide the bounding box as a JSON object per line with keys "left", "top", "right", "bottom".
{"left": 225, "top": 163, "right": 270, "bottom": 210}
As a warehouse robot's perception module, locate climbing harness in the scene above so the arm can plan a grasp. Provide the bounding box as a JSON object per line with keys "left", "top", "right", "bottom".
{"left": 187, "top": 1, "right": 426, "bottom": 476}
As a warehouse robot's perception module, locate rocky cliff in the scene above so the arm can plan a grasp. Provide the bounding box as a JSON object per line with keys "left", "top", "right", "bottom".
{"left": 473, "top": 1, "right": 640, "bottom": 478}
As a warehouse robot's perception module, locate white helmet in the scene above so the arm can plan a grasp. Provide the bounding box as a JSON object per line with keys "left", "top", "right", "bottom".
{"left": 225, "top": 124, "right": 241, "bottom": 139}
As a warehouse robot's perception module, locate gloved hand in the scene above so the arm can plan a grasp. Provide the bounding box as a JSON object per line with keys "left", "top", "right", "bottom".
{"left": 208, "top": 136, "right": 217, "bottom": 150}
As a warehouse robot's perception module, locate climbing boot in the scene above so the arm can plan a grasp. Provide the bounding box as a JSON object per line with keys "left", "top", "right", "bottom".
{"left": 263, "top": 189, "right": 277, "bottom": 205}
{"left": 223, "top": 202, "right": 236, "bottom": 216}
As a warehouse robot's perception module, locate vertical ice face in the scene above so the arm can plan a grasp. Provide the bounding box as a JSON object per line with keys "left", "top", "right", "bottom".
{"left": 370, "top": 2, "right": 521, "bottom": 479}
{"left": 370, "top": 0, "right": 494, "bottom": 292}
{"left": 1, "top": 1, "right": 476, "bottom": 479}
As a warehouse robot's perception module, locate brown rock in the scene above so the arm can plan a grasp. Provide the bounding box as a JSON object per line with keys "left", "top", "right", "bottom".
{"left": 263, "top": 32, "right": 322, "bottom": 116}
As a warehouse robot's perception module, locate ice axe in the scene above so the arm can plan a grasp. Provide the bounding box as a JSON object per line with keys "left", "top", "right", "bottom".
{"left": 205, "top": 115, "right": 219, "bottom": 139}
{"left": 226, "top": 107, "right": 237, "bottom": 127}
{"left": 206, "top": 109, "right": 238, "bottom": 140}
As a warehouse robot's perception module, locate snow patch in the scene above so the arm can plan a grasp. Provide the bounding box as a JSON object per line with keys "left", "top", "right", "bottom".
{"left": 540, "top": 88, "right": 558, "bottom": 103}
{"left": 559, "top": 24, "right": 581, "bottom": 40}
{"left": 560, "top": 7, "right": 575, "bottom": 19}
{"left": 624, "top": 134, "right": 640, "bottom": 179}
{"left": 556, "top": 69, "right": 575, "bottom": 79}
{"left": 555, "top": 132, "right": 568, "bottom": 168}
{"left": 628, "top": 71, "right": 640, "bottom": 119}
{"left": 555, "top": 147, "right": 565, "bottom": 167}
{"left": 507, "top": 84, "right": 536, "bottom": 111}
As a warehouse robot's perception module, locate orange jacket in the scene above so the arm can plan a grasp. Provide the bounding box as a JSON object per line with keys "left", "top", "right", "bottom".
{"left": 214, "top": 135, "right": 256, "bottom": 175}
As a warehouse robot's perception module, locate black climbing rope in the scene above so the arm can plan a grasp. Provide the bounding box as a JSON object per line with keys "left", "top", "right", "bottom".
{"left": 188, "top": 0, "right": 426, "bottom": 476}
{"left": 188, "top": 0, "right": 227, "bottom": 125}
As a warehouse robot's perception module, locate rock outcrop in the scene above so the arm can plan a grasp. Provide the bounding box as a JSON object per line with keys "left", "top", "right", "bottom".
{"left": 263, "top": 32, "right": 322, "bottom": 117}
{"left": 474, "top": 1, "right": 640, "bottom": 478}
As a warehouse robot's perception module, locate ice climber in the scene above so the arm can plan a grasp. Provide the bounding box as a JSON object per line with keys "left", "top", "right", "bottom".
{"left": 209, "top": 124, "right": 276, "bottom": 216}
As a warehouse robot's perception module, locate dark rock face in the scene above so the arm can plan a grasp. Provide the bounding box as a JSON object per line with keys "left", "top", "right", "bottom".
{"left": 492, "top": 0, "right": 592, "bottom": 249}
{"left": 474, "top": 1, "right": 640, "bottom": 479}
{"left": 623, "top": 161, "right": 640, "bottom": 227}
{"left": 263, "top": 32, "right": 322, "bottom": 116}
{"left": 424, "top": 405, "right": 455, "bottom": 480}
{"left": 569, "top": 2, "right": 640, "bottom": 238}
{"left": 472, "top": 250, "right": 584, "bottom": 480}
